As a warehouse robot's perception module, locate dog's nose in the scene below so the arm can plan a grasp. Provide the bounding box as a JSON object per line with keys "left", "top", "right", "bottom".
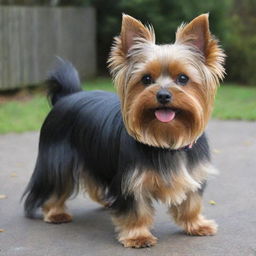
{"left": 156, "top": 89, "right": 172, "bottom": 104}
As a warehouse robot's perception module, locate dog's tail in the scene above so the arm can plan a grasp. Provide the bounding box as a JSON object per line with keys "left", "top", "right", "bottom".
{"left": 47, "top": 57, "right": 82, "bottom": 106}
{"left": 22, "top": 58, "right": 81, "bottom": 218}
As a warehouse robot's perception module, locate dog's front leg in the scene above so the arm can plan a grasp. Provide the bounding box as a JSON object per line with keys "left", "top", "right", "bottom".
{"left": 111, "top": 195, "right": 157, "bottom": 248}
{"left": 169, "top": 190, "right": 217, "bottom": 236}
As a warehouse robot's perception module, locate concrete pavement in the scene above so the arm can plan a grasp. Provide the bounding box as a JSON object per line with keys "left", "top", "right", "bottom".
{"left": 0, "top": 120, "right": 256, "bottom": 256}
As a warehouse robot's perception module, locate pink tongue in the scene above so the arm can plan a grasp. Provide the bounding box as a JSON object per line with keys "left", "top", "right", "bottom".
{"left": 155, "top": 109, "right": 176, "bottom": 123}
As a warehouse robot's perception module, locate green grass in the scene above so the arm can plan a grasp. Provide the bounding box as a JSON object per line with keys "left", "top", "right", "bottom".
{"left": 0, "top": 79, "right": 255, "bottom": 134}
{"left": 213, "top": 84, "right": 256, "bottom": 120}
{"left": 0, "top": 78, "right": 113, "bottom": 134}
{"left": 82, "top": 77, "right": 114, "bottom": 91}
{"left": 0, "top": 96, "right": 50, "bottom": 133}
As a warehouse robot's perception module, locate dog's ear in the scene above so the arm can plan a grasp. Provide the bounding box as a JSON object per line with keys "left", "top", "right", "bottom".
{"left": 121, "top": 14, "right": 155, "bottom": 54}
{"left": 175, "top": 14, "right": 211, "bottom": 56}
{"left": 175, "top": 13, "right": 225, "bottom": 82}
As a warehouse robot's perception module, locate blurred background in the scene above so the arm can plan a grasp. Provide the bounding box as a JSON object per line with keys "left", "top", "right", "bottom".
{"left": 0, "top": 0, "right": 255, "bottom": 133}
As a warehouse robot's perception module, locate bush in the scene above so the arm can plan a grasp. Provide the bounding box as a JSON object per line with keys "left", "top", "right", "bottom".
{"left": 224, "top": 0, "right": 256, "bottom": 85}
{"left": 92, "top": 0, "right": 230, "bottom": 74}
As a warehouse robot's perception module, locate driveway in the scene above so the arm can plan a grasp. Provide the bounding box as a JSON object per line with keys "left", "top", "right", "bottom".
{"left": 0, "top": 120, "right": 256, "bottom": 256}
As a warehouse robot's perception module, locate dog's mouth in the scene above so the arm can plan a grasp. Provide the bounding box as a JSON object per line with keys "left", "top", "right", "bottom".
{"left": 154, "top": 107, "right": 178, "bottom": 123}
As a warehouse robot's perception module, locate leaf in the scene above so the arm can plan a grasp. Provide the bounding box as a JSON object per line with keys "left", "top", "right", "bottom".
{"left": 243, "top": 141, "right": 253, "bottom": 146}
{"left": 16, "top": 162, "right": 25, "bottom": 167}
{"left": 209, "top": 200, "right": 217, "bottom": 205}
{"left": 213, "top": 149, "right": 221, "bottom": 154}
{"left": 0, "top": 194, "right": 7, "bottom": 199}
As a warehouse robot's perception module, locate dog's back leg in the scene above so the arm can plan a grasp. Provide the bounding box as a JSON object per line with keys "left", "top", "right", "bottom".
{"left": 23, "top": 136, "right": 80, "bottom": 221}
{"left": 42, "top": 193, "right": 73, "bottom": 224}
{"left": 82, "top": 173, "right": 110, "bottom": 207}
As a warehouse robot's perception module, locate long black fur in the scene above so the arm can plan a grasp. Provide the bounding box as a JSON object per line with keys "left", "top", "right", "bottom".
{"left": 23, "top": 60, "right": 210, "bottom": 218}
{"left": 47, "top": 58, "right": 81, "bottom": 106}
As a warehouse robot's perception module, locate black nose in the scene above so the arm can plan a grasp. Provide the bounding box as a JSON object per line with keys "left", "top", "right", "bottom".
{"left": 156, "top": 89, "right": 172, "bottom": 104}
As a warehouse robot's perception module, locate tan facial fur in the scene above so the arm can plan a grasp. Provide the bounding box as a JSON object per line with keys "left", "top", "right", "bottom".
{"left": 108, "top": 14, "right": 225, "bottom": 149}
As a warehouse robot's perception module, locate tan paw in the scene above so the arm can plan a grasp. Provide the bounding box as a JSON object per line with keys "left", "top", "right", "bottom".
{"left": 121, "top": 235, "right": 157, "bottom": 248}
{"left": 186, "top": 218, "right": 218, "bottom": 236}
{"left": 44, "top": 213, "right": 73, "bottom": 224}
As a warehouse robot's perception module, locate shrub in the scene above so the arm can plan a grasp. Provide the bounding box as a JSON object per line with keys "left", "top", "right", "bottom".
{"left": 225, "top": 0, "right": 256, "bottom": 85}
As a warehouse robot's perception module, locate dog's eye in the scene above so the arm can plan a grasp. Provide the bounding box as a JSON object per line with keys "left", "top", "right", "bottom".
{"left": 141, "top": 74, "right": 154, "bottom": 85}
{"left": 176, "top": 74, "right": 189, "bottom": 86}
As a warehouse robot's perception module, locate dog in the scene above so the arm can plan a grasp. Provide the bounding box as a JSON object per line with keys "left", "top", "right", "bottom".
{"left": 23, "top": 14, "right": 225, "bottom": 248}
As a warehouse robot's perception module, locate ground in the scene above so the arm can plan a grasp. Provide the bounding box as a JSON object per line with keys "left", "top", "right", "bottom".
{"left": 0, "top": 120, "right": 256, "bottom": 256}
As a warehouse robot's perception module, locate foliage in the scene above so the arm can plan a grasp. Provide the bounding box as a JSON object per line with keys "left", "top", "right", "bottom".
{"left": 92, "top": 0, "right": 230, "bottom": 73}
{"left": 224, "top": 0, "right": 256, "bottom": 85}
{"left": 0, "top": 0, "right": 90, "bottom": 6}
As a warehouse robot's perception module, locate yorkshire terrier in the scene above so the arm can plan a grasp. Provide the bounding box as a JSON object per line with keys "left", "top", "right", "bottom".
{"left": 23, "top": 14, "right": 225, "bottom": 248}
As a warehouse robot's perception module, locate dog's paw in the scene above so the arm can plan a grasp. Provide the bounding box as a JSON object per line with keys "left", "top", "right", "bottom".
{"left": 120, "top": 235, "right": 157, "bottom": 248}
{"left": 185, "top": 218, "right": 217, "bottom": 236}
{"left": 44, "top": 213, "right": 73, "bottom": 224}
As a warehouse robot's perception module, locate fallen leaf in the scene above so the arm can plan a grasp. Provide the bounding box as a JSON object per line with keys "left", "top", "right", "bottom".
{"left": 16, "top": 162, "right": 25, "bottom": 167}
{"left": 209, "top": 200, "right": 216, "bottom": 205}
{"left": 243, "top": 141, "right": 253, "bottom": 146}
{"left": 10, "top": 173, "right": 17, "bottom": 177}
{"left": 0, "top": 194, "right": 7, "bottom": 199}
{"left": 212, "top": 149, "right": 221, "bottom": 154}
{"left": 0, "top": 229, "right": 5, "bottom": 232}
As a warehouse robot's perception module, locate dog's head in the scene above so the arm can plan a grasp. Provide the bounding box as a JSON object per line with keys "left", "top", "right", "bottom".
{"left": 108, "top": 14, "right": 225, "bottom": 149}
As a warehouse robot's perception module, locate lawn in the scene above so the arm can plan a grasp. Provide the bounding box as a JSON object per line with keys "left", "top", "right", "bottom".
{"left": 0, "top": 79, "right": 255, "bottom": 134}
{"left": 213, "top": 84, "right": 256, "bottom": 120}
